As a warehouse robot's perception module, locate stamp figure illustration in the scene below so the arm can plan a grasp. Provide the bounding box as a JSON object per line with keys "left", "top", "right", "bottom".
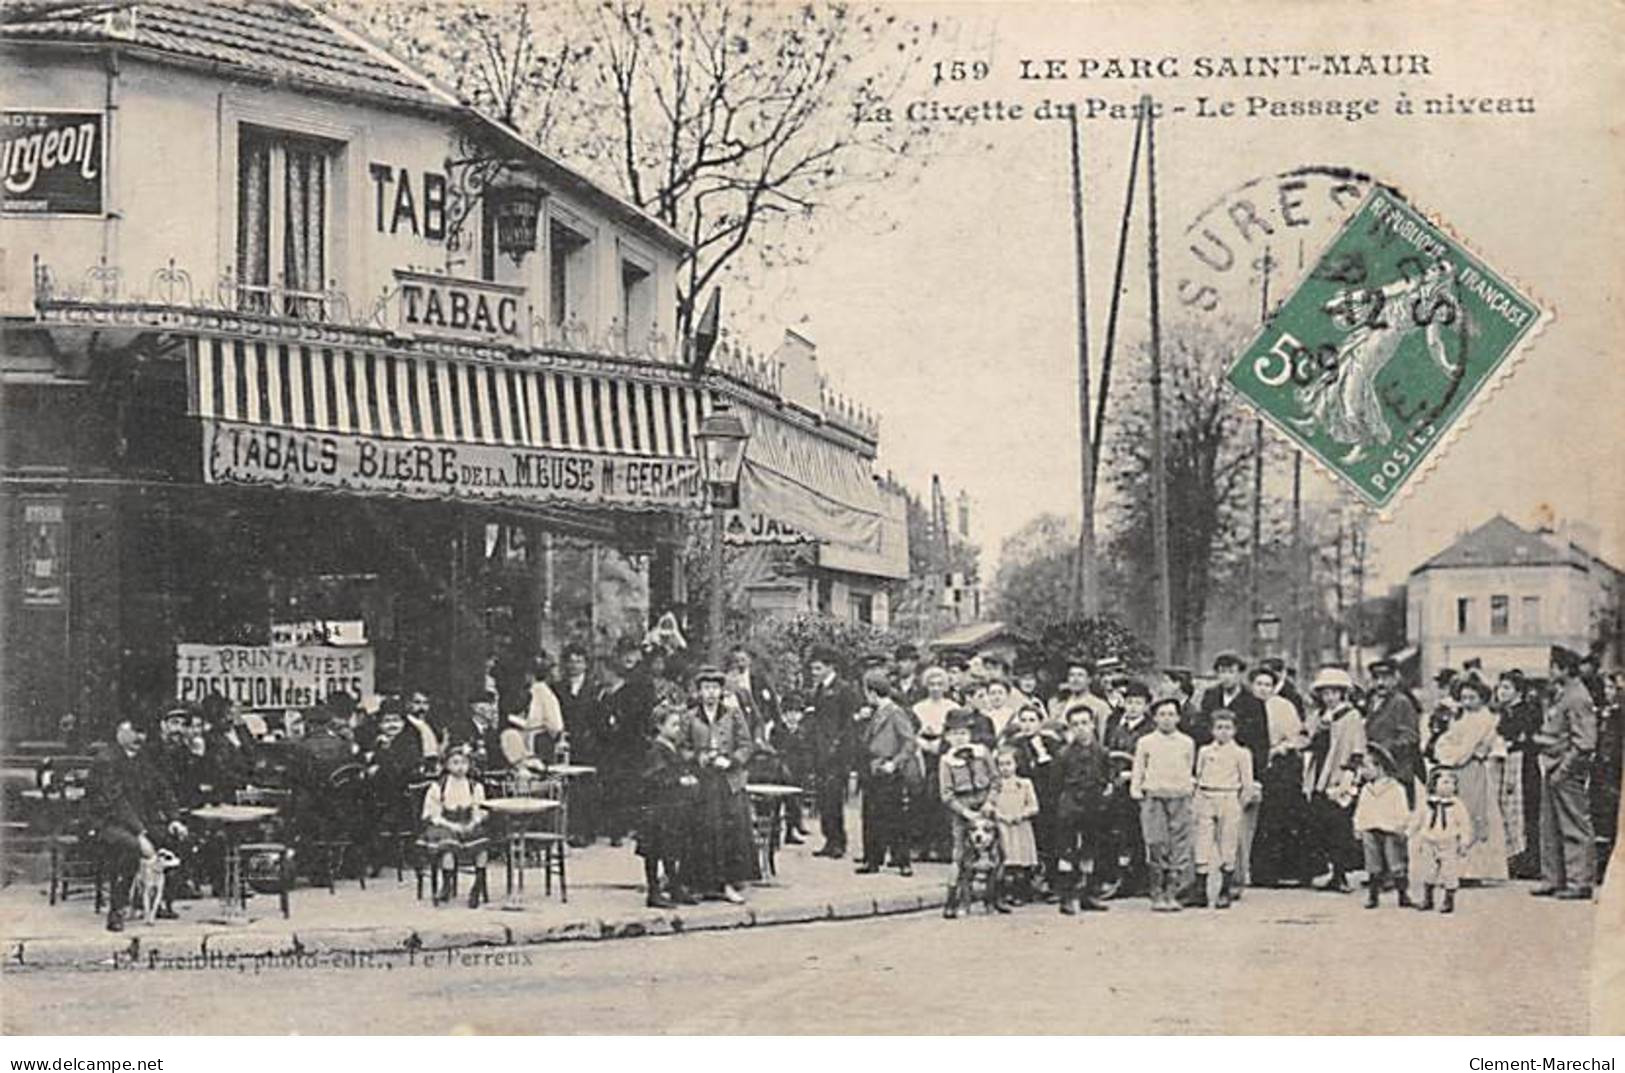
{"left": 1226, "top": 189, "right": 1544, "bottom": 508}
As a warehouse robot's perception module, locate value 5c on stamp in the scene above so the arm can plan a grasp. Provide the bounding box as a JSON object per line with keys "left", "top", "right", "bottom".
{"left": 1226, "top": 189, "right": 1545, "bottom": 508}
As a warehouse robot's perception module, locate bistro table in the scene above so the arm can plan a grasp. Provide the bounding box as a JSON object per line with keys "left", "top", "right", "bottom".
{"left": 543, "top": 763, "right": 595, "bottom": 844}
{"left": 745, "top": 784, "right": 803, "bottom": 880}
{"left": 189, "top": 804, "right": 278, "bottom": 925}
{"left": 483, "top": 797, "right": 561, "bottom": 909}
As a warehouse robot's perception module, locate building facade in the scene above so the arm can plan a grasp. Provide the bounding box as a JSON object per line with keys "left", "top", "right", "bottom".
{"left": 1407, "top": 514, "right": 1623, "bottom": 681}
{"left": 0, "top": 0, "right": 891, "bottom": 741}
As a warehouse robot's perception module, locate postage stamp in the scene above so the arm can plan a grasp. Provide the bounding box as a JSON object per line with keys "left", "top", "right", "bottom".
{"left": 1225, "top": 188, "right": 1546, "bottom": 509}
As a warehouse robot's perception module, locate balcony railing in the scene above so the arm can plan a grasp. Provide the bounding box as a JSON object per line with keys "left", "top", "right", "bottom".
{"left": 29, "top": 255, "right": 881, "bottom": 440}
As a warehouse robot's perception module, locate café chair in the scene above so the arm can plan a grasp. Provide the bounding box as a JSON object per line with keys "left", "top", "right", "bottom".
{"left": 235, "top": 786, "right": 294, "bottom": 919}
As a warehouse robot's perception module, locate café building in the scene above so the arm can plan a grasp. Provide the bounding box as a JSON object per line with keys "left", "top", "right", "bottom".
{"left": 0, "top": 0, "right": 892, "bottom": 740}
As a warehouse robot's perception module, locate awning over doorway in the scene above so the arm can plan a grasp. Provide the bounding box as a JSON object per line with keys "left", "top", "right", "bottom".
{"left": 186, "top": 335, "right": 708, "bottom": 512}
{"left": 734, "top": 405, "right": 884, "bottom": 551}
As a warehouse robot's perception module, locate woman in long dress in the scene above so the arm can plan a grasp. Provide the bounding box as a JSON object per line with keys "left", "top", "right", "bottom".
{"left": 1430, "top": 676, "right": 1509, "bottom": 883}
{"left": 680, "top": 666, "right": 756, "bottom": 904}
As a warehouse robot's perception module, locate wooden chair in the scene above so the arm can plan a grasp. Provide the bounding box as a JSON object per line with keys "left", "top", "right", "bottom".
{"left": 39, "top": 757, "right": 101, "bottom": 909}
{"left": 302, "top": 764, "right": 368, "bottom": 893}
{"left": 510, "top": 772, "right": 569, "bottom": 903}
{"left": 235, "top": 787, "right": 294, "bottom": 919}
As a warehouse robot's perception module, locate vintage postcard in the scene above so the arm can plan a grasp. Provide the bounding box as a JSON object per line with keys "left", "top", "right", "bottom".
{"left": 1, "top": 0, "right": 1621, "bottom": 1041}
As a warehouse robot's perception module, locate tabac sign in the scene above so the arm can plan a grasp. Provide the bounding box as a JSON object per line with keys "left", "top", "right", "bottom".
{"left": 203, "top": 419, "right": 704, "bottom": 511}
{"left": 2, "top": 111, "right": 103, "bottom": 215}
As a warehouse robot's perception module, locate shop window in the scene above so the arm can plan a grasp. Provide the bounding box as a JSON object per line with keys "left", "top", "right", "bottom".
{"left": 1489, "top": 594, "right": 1510, "bottom": 635}
{"left": 621, "top": 258, "right": 652, "bottom": 352}
{"left": 1521, "top": 595, "right": 1542, "bottom": 634}
{"left": 1456, "top": 596, "right": 1472, "bottom": 635}
{"left": 237, "top": 126, "right": 336, "bottom": 318}
{"left": 548, "top": 221, "right": 590, "bottom": 330}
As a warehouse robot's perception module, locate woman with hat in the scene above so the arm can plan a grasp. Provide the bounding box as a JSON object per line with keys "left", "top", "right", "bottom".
{"left": 1494, "top": 670, "right": 1541, "bottom": 877}
{"left": 1303, "top": 666, "right": 1366, "bottom": 892}
{"left": 680, "top": 665, "right": 754, "bottom": 904}
{"left": 1430, "top": 675, "right": 1509, "bottom": 882}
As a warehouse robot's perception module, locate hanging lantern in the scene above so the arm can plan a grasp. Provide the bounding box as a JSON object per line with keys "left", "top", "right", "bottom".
{"left": 489, "top": 185, "right": 545, "bottom": 264}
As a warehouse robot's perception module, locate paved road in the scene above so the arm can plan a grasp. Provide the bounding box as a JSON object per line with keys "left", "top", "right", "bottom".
{"left": 2, "top": 884, "right": 1596, "bottom": 1034}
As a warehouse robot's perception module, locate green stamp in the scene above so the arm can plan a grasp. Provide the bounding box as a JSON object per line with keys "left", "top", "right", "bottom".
{"left": 1226, "top": 188, "right": 1544, "bottom": 508}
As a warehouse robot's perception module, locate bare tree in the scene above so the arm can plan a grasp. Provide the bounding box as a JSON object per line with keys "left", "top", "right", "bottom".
{"left": 332, "top": 0, "right": 940, "bottom": 348}
{"left": 1102, "top": 318, "right": 1276, "bottom": 664}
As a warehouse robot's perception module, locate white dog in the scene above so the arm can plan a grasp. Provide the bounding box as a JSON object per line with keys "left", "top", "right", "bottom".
{"left": 130, "top": 847, "right": 182, "bottom": 924}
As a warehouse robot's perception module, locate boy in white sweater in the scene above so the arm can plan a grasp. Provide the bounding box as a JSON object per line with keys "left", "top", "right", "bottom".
{"left": 1131, "top": 697, "right": 1197, "bottom": 912}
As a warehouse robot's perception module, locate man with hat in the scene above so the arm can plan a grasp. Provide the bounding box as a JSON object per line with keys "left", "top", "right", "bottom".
{"left": 88, "top": 715, "right": 191, "bottom": 930}
{"left": 1200, "top": 653, "right": 1269, "bottom": 890}
{"left": 893, "top": 644, "right": 926, "bottom": 708}
{"left": 806, "top": 645, "right": 862, "bottom": 858}
{"left": 1534, "top": 645, "right": 1597, "bottom": 900}
{"left": 1050, "top": 655, "right": 1112, "bottom": 742}
{"left": 599, "top": 637, "right": 656, "bottom": 846}
{"left": 288, "top": 692, "right": 361, "bottom": 860}
{"left": 1366, "top": 659, "right": 1422, "bottom": 802}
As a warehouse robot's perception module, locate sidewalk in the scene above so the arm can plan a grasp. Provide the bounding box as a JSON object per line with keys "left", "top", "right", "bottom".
{"left": 1, "top": 833, "right": 954, "bottom": 971}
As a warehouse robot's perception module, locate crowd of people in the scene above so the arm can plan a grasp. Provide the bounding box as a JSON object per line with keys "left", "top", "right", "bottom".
{"left": 65, "top": 633, "right": 1623, "bottom": 932}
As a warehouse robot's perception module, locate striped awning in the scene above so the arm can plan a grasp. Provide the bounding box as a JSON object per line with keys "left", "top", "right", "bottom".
{"left": 188, "top": 335, "right": 708, "bottom": 458}
{"left": 186, "top": 335, "right": 710, "bottom": 513}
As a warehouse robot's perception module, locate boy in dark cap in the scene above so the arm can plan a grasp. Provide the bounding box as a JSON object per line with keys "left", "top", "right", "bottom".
{"left": 939, "top": 706, "right": 998, "bottom": 918}
{"left": 894, "top": 644, "right": 925, "bottom": 707}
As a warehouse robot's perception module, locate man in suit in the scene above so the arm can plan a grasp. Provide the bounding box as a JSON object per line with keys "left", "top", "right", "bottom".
{"left": 1536, "top": 645, "right": 1598, "bottom": 900}
{"left": 1200, "top": 653, "right": 1269, "bottom": 891}
{"left": 806, "top": 645, "right": 861, "bottom": 858}
{"left": 600, "top": 638, "right": 656, "bottom": 846}
{"left": 1365, "top": 659, "right": 1422, "bottom": 802}
{"left": 727, "top": 645, "right": 781, "bottom": 742}
{"left": 89, "top": 716, "right": 190, "bottom": 931}
{"left": 556, "top": 643, "right": 602, "bottom": 844}
{"left": 893, "top": 645, "right": 927, "bottom": 708}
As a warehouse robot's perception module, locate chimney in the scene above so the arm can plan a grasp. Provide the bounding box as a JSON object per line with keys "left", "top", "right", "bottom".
{"left": 1560, "top": 519, "right": 1600, "bottom": 556}
{"left": 774, "top": 329, "right": 820, "bottom": 414}
{"left": 957, "top": 490, "right": 971, "bottom": 538}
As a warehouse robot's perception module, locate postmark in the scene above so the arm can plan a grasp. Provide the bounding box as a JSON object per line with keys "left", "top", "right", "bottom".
{"left": 1224, "top": 188, "right": 1545, "bottom": 509}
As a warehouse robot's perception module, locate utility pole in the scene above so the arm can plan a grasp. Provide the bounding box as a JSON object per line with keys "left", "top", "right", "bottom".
{"left": 1351, "top": 522, "right": 1367, "bottom": 676}
{"left": 1290, "top": 452, "right": 1304, "bottom": 676}
{"left": 1334, "top": 519, "right": 1347, "bottom": 665}
{"left": 1068, "top": 112, "right": 1098, "bottom": 619}
{"left": 1143, "top": 95, "right": 1173, "bottom": 666}
{"left": 1249, "top": 248, "right": 1272, "bottom": 657}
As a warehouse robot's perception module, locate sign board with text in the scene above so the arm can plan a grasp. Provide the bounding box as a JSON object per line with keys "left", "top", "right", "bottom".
{"left": 203, "top": 419, "right": 704, "bottom": 511}
{"left": 175, "top": 643, "right": 374, "bottom": 709}
{"left": 2, "top": 110, "right": 104, "bottom": 215}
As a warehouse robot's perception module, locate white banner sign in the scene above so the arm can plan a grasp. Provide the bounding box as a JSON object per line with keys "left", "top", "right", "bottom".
{"left": 175, "top": 643, "right": 375, "bottom": 709}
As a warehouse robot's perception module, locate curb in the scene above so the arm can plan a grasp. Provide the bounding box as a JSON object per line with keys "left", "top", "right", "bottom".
{"left": 2, "top": 883, "right": 951, "bottom": 970}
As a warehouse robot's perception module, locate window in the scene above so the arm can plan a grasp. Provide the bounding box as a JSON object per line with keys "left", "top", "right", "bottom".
{"left": 1490, "top": 594, "right": 1510, "bottom": 635}
{"left": 621, "top": 259, "right": 652, "bottom": 352}
{"left": 1456, "top": 596, "right": 1473, "bottom": 635}
{"left": 237, "top": 127, "right": 333, "bottom": 317}
{"left": 1522, "top": 595, "right": 1542, "bottom": 634}
{"left": 815, "top": 577, "right": 833, "bottom": 615}
{"left": 548, "top": 221, "right": 590, "bottom": 330}
{"left": 852, "top": 591, "right": 874, "bottom": 626}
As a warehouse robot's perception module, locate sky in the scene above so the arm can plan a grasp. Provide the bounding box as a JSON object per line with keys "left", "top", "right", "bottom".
{"left": 722, "top": 1, "right": 1624, "bottom": 592}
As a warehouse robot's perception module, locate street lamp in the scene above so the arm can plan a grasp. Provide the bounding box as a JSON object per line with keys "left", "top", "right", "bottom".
{"left": 695, "top": 400, "right": 750, "bottom": 663}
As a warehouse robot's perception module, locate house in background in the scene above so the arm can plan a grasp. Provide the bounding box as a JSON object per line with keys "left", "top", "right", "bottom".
{"left": 1407, "top": 514, "right": 1623, "bottom": 682}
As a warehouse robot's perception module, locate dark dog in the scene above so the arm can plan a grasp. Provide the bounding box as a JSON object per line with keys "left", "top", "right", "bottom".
{"left": 944, "top": 815, "right": 1009, "bottom": 918}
